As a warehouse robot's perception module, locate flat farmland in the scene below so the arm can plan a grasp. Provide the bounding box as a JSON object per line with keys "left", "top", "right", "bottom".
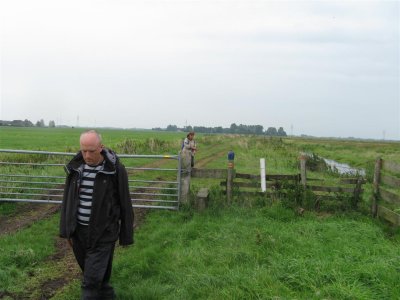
{"left": 0, "top": 127, "right": 399, "bottom": 299}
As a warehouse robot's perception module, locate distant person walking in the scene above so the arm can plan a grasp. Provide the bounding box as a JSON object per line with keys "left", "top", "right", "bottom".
{"left": 182, "top": 131, "right": 197, "bottom": 167}
{"left": 60, "top": 130, "right": 134, "bottom": 300}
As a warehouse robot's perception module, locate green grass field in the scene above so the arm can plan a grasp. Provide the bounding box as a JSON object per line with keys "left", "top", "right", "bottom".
{"left": 110, "top": 206, "right": 400, "bottom": 299}
{"left": 0, "top": 127, "right": 184, "bottom": 153}
{"left": 0, "top": 127, "right": 399, "bottom": 299}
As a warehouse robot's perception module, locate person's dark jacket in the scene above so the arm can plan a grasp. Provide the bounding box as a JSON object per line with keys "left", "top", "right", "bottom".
{"left": 59, "top": 148, "right": 134, "bottom": 247}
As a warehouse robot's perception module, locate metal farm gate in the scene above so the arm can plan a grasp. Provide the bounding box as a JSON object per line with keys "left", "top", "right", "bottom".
{"left": 0, "top": 149, "right": 181, "bottom": 210}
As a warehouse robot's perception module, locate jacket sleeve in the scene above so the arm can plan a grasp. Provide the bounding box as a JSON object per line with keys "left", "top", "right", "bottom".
{"left": 117, "top": 163, "right": 134, "bottom": 246}
{"left": 183, "top": 138, "right": 191, "bottom": 150}
{"left": 59, "top": 175, "right": 71, "bottom": 238}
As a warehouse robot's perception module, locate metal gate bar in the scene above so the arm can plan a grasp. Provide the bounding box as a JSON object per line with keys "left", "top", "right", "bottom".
{"left": 0, "top": 186, "right": 64, "bottom": 192}
{"left": 0, "top": 192, "right": 64, "bottom": 198}
{"left": 0, "top": 180, "right": 65, "bottom": 185}
{"left": 0, "top": 174, "right": 66, "bottom": 179}
{"left": 0, "top": 149, "right": 181, "bottom": 210}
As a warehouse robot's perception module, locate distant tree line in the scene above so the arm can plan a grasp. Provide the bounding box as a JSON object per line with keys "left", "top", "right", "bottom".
{"left": 1, "top": 119, "right": 286, "bottom": 136}
{"left": 0, "top": 119, "right": 56, "bottom": 128}
{"left": 153, "top": 123, "right": 287, "bottom": 136}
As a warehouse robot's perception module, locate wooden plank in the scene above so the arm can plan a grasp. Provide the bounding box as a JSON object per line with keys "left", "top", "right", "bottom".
{"left": 377, "top": 205, "right": 400, "bottom": 226}
{"left": 191, "top": 168, "right": 227, "bottom": 179}
{"left": 220, "top": 181, "right": 284, "bottom": 189}
{"left": 306, "top": 178, "right": 324, "bottom": 182}
{"left": 267, "top": 174, "right": 300, "bottom": 181}
{"left": 313, "top": 194, "right": 340, "bottom": 201}
{"left": 236, "top": 191, "right": 274, "bottom": 197}
{"left": 220, "top": 181, "right": 259, "bottom": 188}
{"left": 382, "top": 160, "right": 400, "bottom": 174}
{"left": 381, "top": 174, "right": 400, "bottom": 188}
{"left": 235, "top": 173, "right": 258, "bottom": 179}
{"left": 235, "top": 182, "right": 261, "bottom": 188}
{"left": 235, "top": 173, "right": 299, "bottom": 181}
{"left": 380, "top": 188, "right": 400, "bottom": 205}
{"left": 307, "top": 185, "right": 355, "bottom": 193}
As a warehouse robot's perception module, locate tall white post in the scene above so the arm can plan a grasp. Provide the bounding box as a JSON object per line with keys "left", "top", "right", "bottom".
{"left": 260, "top": 158, "right": 266, "bottom": 192}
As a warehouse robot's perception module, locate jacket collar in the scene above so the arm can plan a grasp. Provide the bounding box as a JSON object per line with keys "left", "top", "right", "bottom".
{"left": 67, "top": 148, "right": 118, "bottom": 174}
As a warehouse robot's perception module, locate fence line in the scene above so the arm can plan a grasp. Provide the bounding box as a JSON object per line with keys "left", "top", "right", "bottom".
{"left": 372, "top": 158, "right": 400, "bottom": 225}
{"left": 0, "top": 149, "right": 371, "bottom": 214}
{"left": 185, "top": 154, "right": 364, "bottom": 208}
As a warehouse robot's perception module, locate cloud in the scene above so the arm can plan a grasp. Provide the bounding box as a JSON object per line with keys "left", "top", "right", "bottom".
{"left": 0, "top": 0, "right": 398, "bottom": 139}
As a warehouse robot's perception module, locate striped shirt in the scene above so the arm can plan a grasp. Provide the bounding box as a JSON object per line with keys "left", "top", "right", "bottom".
{"left": 77, "top": 163, "right": 104, "bottom": 226}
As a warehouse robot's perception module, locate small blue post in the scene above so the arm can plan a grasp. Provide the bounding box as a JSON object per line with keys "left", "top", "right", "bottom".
{"left": 228, "top": 150, "right": 235, "bottom": 168}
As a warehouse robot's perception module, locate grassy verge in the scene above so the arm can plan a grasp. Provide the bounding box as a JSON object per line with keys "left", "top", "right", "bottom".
{"left": 50, "top": 200, "right": 400, "bottom": 300}
{"left": 0, "top": 215, "right": 59, "bottom": 295}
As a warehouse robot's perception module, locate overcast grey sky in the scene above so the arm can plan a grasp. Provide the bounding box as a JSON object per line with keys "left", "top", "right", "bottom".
{"left": 0, "top": 0, "right": 399, "bottom": 139}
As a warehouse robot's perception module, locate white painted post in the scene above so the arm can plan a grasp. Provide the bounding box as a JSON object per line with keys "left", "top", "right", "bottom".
{"left": 260, "top": 158, "right": 266, "bottom": 192}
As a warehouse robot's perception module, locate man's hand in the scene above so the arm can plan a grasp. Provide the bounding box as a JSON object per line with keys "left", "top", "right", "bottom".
{"left": 67, "top": 238, "right": 73, "bottom": 248}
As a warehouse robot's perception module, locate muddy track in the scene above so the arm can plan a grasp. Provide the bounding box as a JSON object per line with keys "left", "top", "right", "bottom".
{"left": 0, "top": 203, "right": 60, "bottom": 237}
{"left": 0, "top": 191, "right": 151, "bottom": 297}
{"left": 3, "top": 206, "right": 150, "bottom": 300}
{"left": 35, "top": 237, "right": 81, "bottom": 299}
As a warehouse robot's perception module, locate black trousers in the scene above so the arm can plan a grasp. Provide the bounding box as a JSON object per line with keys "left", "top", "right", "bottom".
{"left": 72, "top": 224, "right": 116, "bottom": 300}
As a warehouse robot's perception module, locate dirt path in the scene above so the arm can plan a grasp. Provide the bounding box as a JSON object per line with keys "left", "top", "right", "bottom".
{"left": 0, "top": 203, "right": 60, "bottom": 237}
{"left": 0, "top": 184, "right": 152, "bottom": 298}
{"left": 1, "top": 205, "right": 150, "bottom": 299}
{"left": 19, "top": 206, "right": 149, "bottom": 299}
{"left": 195, "top": 149, "right": 227, "bottom": 168}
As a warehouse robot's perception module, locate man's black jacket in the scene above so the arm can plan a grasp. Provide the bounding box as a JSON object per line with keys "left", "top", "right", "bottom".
{"left": 59, "top": 148, "right": 134, "bottom": 247}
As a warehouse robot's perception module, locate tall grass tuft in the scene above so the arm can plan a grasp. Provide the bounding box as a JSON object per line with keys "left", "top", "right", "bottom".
{"left": 116, "top": 138, "right": 178, "bottom": 154}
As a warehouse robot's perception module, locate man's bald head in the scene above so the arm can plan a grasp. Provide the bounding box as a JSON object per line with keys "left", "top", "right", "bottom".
{"left": 80, "top": 130, "right": 104, "bottom": 166}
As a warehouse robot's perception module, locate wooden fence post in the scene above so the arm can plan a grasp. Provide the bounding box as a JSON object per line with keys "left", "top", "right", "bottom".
{"left": 180, "top": 150, "right": 192, "bottom": 204}
{"left": 299, "top": 154, "right": 307, "bottom": 187}
{"left": 372, "top": 157, "right": 382, "bottom": 217}
{"left": 353, "top": 178, "right": 363, "bottom": 209}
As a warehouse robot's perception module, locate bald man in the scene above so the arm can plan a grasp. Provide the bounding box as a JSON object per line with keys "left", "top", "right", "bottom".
{"left": 60, "top": 130, "right": 134, "bottom": 299}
